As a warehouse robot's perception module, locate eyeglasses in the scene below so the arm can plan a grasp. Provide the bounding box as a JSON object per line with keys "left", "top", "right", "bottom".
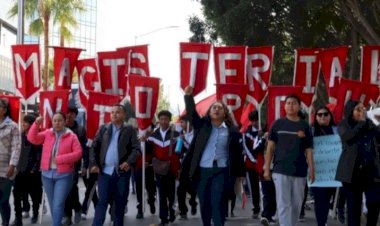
{"left": 316, "top": 112, "right": 329, "bottom": 117}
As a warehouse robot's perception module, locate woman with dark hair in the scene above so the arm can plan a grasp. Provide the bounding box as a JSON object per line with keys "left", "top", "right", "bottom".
{"left": 184, "top": 86, "right": 244, "bottom": 226}
{"left": 27, "top": 112, "right": 82, "bottom": 226}
{"left": 0, "top": 98, "right": 21, "bottom": 226}
{"left": 311, "top": 106, "right": 338, "bottom": 226}
{"left": 335, "top": 100, "right": 380, "bottom": 226}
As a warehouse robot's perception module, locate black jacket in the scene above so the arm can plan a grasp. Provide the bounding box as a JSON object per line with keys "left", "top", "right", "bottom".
{"left": 335, "top": 101, "right": 380, "bottom": 184}
{"left": 17, "top": 131, "right": 42, "bottom": 173}
{"left": 90, "top": 123, "right": 141, "bottom": 171}
{"left": 184, "top": 95, "right": 245, "bottom": 182}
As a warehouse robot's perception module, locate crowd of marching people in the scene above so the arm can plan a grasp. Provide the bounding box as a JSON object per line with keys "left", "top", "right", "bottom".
{"left": 1, "top": 86, "right": 380, "bottom": 226}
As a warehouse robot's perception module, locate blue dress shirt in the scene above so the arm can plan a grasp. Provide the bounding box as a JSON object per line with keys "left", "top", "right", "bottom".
{"left": 199, "top": 122, "right": 229, "bottom": 168}
{"left": 103, "top": 124, "right": 121, "bottom": 175}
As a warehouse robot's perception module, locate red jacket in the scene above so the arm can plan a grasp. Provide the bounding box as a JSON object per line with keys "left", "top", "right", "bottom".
{"left": 27, "top": 123, "right": 82, "bottom": 173}
{"left": 146, "top": 129, "right": 181, "bottom": 175}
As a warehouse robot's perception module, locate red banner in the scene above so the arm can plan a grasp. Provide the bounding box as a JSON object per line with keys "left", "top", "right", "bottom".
{"left": 246, "top": 46, "right": 274, "bottom": 106}
{"left": 117, "top": 45, "right": 150, "bottom": 77}
{"left": 0, "top": 95, "right": 20, "bottom": 123}
{"left": 214, "top": 46, "right": 246, "bottom": 85}
{"left": 53, "top": 47, "right": 82, "bottom": 90}
{"left": 180, "top": 42, "right": 211, "bottom": 96}
{"left": 77, "top": 59, "right": 100, "bottom": 110}
{"left": 87, "top": 91, "right": 121, "bottom": 140}
{"left": 216, "top": 83, "right": 249, "bottom": 125}
{"left": 334, "top": 78, "right": 380, "bottom": 122}
{"left": 293, "top": 48, "right": 321, "bottom": 94}
{"left": 128, "top": 74, "right": 160, "bottom": 130}
{"left": 267, "top": 86, "right": 304, "bottom": 128}
{"left": 97, "top": 51, "right": 129, "bottom": 96}
{"left": 11, "top": 44, "right": 41, "bottom": 103}
{"left": 360, "top": 45, "right": 380, "bottom": 86}
{"left": 319, "top": 46, "right": 349, "bottom": 101}
{"left": 39, "top": 90, "right": 70, "bottom": 129}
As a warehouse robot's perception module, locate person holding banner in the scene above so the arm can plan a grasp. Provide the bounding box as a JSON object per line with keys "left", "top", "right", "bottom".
{"left": 310, "top": 106, "right": 339, "bottom": 226}
{"left": 177, "top": 115, "right": 197, "bottom": 220}
{"left": 11, "top": 114, "right": 42, "bottom": 226}
{"left": 90, "top": 104, "right": 141, "bottom": 226}
{"left": 27, "top": 112, "right": 82, "bottom": 226}
{"left": 242, "top": 110, "right": 266, "bottom": 220}
{"left": 184, "top": 86, "right": 245, "bottom": 226}
{"left": 263, "top": 94, "right": 315, "bottom": 226}
{"left": 335, "top": 100, "right": 380, "bottom": 226}
{"left": 0, "top": 98, "right": 21, "bottom": 226}
{"left": 145, "top": 110, "right": 181, "bottom": 226}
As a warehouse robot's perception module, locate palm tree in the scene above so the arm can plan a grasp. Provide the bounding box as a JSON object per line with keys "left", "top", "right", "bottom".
{"left": 8, "top": 0, "right": 85, "bottom": 90}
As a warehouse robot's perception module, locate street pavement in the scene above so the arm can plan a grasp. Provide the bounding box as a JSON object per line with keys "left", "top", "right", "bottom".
{"left": 9, "top": 178, "right": 378, "bottom": 226}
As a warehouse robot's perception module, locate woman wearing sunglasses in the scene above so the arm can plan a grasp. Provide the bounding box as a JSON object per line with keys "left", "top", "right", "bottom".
{"left": 311, "top": 106, "right": 338, "bottom": 226}
{"left": 336, "top": 100, "right": 380, "bottom": 226}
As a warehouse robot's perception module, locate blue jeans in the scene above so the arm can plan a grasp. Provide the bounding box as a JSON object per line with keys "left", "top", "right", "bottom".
{"left": 42, "top": 173, "right": 74, "bottom": 226}
{"left": 92, "top": 170, "right": 131, "bottom": 226}
{"left": 197, "top": 167, "right": 228, "bottom": 226}
{"left": 0, "top": 177, "right": 14, "bottom": 225}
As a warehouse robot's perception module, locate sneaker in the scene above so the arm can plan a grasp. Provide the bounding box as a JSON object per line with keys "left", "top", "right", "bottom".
{"left": 61, "top": 216, "right": 72, "bottom": 226}
{"left": 74, "top": 211, "right": 81, "bottom": 224}
{"left": 10, "top": 219, "right": 22, "bottom": 226}
{"left": 338, "top": 211, "right": 345, "bottom": 224}
{"left": 252, "top": 211, "right": 260, "bottom": 219}
{"left": 169, "top": 209, "right": 176, "bottom": 223}
{"left": 179, "top": 214, "right": 187, "bottom": 220}
{"left": 21, "top": 212, "right": 29, "bottom": 219}
{"left": 149, "top": 203, "right": 156, "bottom": 215}
{"left": 31, "top": 216, "right": 38, "bottom": 224}
{"left": 81, "top": 213, "right": 87, "bottom": 220}
{"left": 136, "top": 212, "right": 143, "bottom": 219}
{"left": 260, "top": 217, "right": 270, "bottom": 226}
{"left": 298, "top": 215, "right": 305, "bottom": 222}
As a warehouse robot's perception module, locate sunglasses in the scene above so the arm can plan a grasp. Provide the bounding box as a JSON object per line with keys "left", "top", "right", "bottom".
{"left": 316, "top": 112, "right": 329, "bottom": 117}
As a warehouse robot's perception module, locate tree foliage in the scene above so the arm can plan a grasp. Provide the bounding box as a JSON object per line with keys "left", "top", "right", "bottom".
{"left": 8, "top": 0, "right": 85, "bottom": 90}
{"left": 189, "top": 0, "right": 380, "bottom": 83}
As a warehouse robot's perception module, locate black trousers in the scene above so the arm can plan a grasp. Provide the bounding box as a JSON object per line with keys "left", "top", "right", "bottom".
{"left": 177, "top": 169, "right": 197, "bottom": 215}
{"left": 343, "top": 182, "right": 380, "bottom": 226}
{"left": 311, "top": 187, "right": 336, "bottom": 226}
{"left": 247, "top": 169, "right": 261, "bottom": 214}
{"left": 134, "top": 166, "right": 156, "bottom": 213}
{"left": 156, "top": 173, "right": 176, "bottom": 223}
{"left": 64, "top": 173, "right": 82, "bottom": 217}
{"left": 81, "top": 172, "right": 99, "bottom": 214}
{"left": 12, "top": 171, "right": 42, "bottom": 220}
{"left": 260, "top": 179, "right": 276, "bottom": 220}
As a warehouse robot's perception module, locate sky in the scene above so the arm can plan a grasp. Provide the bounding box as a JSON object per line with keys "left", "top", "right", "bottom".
{"left": 96, "top": 0, "right": 216, "bottom": 114}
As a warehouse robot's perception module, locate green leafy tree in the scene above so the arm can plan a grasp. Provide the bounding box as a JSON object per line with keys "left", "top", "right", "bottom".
{"left": 8, "top": 0, "right": 85, "bottom": 90}
{"left": 156, "top": 83, "right": 170, "bottom": 113}
{"left": 189, "top": 0, "right": 380, "bottom": 83}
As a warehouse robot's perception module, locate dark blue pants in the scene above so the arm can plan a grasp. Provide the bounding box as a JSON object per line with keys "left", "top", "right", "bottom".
{"left": 261, "top": 179, "right": 276, "bottom": 220}
{"left": 342, "top": 182, "right": 380, "bottom": 226}
{"left": 248, "top": 169, "right": 260, "bottom": 214}
{"left": 0, "top": 177, "right": 14, "bottom": 226}
{"left": 92, "top": 170, "right": 131, "bottom": 226}
{"left": 177, "top": 169, "right": 197, "bottom": 215}
{"left": 197, "top": 167, "right": 228, "bottom": 226}
{"left": 311, "top": 187, "right": 336, "bottom": 226}
{"left": 156, "top": 173, "right": 176, "bottom": 223}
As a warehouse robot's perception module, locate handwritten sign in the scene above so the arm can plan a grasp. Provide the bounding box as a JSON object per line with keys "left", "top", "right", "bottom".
{"left": 308, "top": 134, "right": 342, "bottom": 187}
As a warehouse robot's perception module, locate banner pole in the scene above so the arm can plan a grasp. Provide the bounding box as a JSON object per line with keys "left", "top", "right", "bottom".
{"left": 139, "top": 129, "right": 147, "bottom": 214}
